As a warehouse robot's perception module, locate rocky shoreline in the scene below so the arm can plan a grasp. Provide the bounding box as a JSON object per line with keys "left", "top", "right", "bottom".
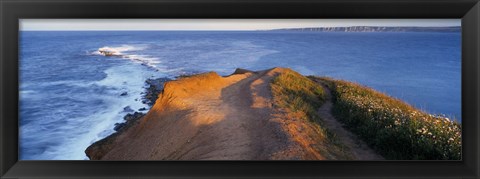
{"left": 112, "top": 77, "right": 170, "bottom": 132}
{"left": 85, "top": 77, "right": 170, "bottom": 159}
{"left": 84, "top": 67, "right": 355, "bottom": 160}
{"left": 143, "top": 78, "right": 171, "bottom": 106}
{"left": 84, "top": 68, "right": 461, "bottom": 160}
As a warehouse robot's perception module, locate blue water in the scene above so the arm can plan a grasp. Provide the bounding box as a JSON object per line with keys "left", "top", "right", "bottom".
{"left": 19, "top": 31, "right": 461, "bottom": 160}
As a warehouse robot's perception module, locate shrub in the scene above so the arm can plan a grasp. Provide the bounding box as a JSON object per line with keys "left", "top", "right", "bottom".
{"left": 316, "top": 77, "right": 461, "bottom": 160}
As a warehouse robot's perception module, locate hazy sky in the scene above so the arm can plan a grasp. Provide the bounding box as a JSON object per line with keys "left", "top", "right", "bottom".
{"left": 20, "top": 19, "right": 461, "bottom": 31}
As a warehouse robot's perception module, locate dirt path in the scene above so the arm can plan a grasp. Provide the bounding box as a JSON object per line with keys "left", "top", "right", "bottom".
{"left": 93, "top": 68, "right": 299, "bottom": 160}
{"left": 87, "top": 68, "right": 383, "bottom": 160}
{"left": 314, "top": 80, "right": 384, "bottom": 160}
{"left": 164, "top": 69, "right": 289, "bottom": 160}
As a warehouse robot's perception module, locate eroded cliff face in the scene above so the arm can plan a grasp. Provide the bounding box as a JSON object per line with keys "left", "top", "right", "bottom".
{"left": 85, "top": 68, "right": 353, "bottom": 160}
{"left": 272, "top": 26, "right": 461, "bottom": 32}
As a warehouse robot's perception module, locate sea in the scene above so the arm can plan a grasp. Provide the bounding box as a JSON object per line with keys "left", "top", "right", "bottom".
{"left": 19, "top": 31, "right": 461, "bottom": 160}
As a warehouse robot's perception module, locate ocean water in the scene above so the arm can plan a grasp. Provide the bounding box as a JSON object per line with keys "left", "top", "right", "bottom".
{"left": 19, "top": 31, "right": 461, "bottom": 160}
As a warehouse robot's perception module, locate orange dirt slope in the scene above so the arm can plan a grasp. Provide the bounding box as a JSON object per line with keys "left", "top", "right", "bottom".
{"left": 85, "top": 67, "right": 379, "bottom": 160}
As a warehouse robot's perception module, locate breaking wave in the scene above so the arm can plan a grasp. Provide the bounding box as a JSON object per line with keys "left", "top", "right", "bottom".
{"left": 92, "top": 45, "right": 165, "bottom": 70}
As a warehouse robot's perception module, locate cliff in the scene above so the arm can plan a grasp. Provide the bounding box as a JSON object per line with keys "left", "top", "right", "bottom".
{"left": 271, "top": 26, "right": 461, "bottom": 32}
{"left": 85, "top": 67, "right": 461, "bottom": 160}
{"left": 85, "top": 68, "right": 361, "bottom": 160}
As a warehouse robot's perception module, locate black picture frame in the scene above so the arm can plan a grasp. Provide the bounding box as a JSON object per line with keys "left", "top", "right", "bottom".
{"left": 1, "top": 0, "right": 479, "bottom": 178}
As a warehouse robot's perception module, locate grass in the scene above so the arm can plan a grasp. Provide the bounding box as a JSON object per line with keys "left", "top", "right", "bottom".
{"left": 270, "top": 69, "right": 351, "bottom": 159}
{"left": 315, "top": 77, "right": 461, "bottom": 160}
{"left": 271, "top": 69, "right": 326, "bottom": 121}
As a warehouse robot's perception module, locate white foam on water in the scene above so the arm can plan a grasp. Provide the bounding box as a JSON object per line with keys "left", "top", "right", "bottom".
{"left": 93, "top": 45, "right": 146, "bottom": 56}
{"left": 66, "top": 64, "right": 164, "bottom": 160}
{"left": 19, "top": 90, "right": 36, "bottom": 98}
{"left": 22, "top": 41, "right": 279, "bottom": 160}
{"left": 92, "top": 45, "right": 168, "bottom": 71}
{"left": 20, "top": 62, "right": 166, "bottom": 160}
{"left": 21, "top": 80, "right": 90, "bottom": 89}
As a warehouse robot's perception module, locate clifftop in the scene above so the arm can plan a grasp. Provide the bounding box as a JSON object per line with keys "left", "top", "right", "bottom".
{"left": 85, "top": 67, "right": 357, "bottom": 160}
{"left": 85, "top": 67, "right": 460, "bottom": 160}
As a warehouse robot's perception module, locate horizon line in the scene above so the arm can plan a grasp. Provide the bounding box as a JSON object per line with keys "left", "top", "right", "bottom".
{"left": 20, "top": 25, "right": 462, "bottom": 32}
{"left": 20, "top": 19, "right": 461, "bottom": 31}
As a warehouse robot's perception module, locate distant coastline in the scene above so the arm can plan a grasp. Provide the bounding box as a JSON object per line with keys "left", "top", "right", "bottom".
{"left": 268, "top": 26, "right": 461, "bottom": 32}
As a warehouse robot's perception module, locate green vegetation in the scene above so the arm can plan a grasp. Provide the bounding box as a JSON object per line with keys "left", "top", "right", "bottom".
{"left": 316, "top": 77, "right": 461, "bottom": 160}
{"left": 271, "top": 69, "right": 351, "bottom": 159}
{"left": 271, "top": 69, "right": 326, "bottom": 121}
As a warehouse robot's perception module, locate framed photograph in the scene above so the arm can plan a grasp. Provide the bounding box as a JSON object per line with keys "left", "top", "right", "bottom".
{"left": 1, "top": 0, "right": 479, "bottom": 178}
